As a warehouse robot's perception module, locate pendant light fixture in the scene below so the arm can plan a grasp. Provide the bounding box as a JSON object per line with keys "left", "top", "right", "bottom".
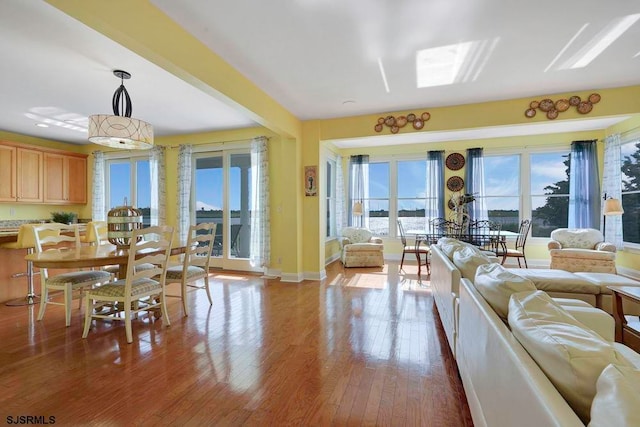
{"left": 88, "top": 70, "right": 153, "bottom": 150}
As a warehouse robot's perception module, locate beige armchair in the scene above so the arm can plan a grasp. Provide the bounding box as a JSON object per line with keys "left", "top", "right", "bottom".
{"left": 340, "top": 227, "right": 384, "bottom": 267}
{"left": 548, "top": 228, "right": 617, "bottom": 274}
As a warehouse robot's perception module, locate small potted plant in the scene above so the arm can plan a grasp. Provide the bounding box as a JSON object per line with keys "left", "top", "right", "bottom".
{"left": 51, "top": 211, "right": 77, "bottom": 225}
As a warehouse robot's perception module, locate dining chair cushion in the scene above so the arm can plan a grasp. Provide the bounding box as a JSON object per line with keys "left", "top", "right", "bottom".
{"left": 90, "top": 278, "right": 161, "bottom": 298}
{"left": 165, "top": 265, "right": 206, "bottom": 280}
{"left": 46, "top": 270, "right": 112, "bottom": 286}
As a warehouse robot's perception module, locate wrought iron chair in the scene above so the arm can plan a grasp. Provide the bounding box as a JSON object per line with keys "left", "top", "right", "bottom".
{"left": 468, "top": 219, "right": 502, "bottom": 255}
{"left": 397, "top": 220, "right": 430, "bottom": 275}
{"left": 496, "top": 219, "right": 531, "bottom": 267}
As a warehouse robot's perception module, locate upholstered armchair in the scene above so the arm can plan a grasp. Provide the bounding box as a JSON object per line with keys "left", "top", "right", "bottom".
{"left": 548, "top": 228, "right": 617, "bottom": 274}
{"left": 340, "top": 227, "right": 384, "bottom": 268}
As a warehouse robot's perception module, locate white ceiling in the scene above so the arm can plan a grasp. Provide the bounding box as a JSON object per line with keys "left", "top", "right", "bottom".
{"left": 1, "top": 0, "right": 639, "bottom": 146}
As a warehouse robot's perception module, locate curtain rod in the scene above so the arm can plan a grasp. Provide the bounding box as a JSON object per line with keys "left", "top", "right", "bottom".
{"left": 167, "top": 136, "right": 269, "bottom": 149}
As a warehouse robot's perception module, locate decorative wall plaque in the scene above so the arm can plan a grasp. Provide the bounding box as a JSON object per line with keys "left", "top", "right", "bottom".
{"left": 524, "top": 93, "right": 601, "bottom": 120}
{"left": 374, "top": 111, "right": 431, "bottom": 134}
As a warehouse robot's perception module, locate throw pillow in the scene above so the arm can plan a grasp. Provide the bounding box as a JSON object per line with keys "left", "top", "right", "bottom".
{"left": 452, "top": 246, "right": 491, "bottom": 280}
{"left": 474, "top": 263, "right": 536, "bottom": 320}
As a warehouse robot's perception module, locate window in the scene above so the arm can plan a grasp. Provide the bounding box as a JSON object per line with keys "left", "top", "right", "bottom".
{"left": 366, "top": 161, "right": 390, "bottom": 236}
{"left": 621, "top": 139, "right": 640, "bottom": 244}
{"left": 106, "top": 157, "right": 151, "bottom": 226}
{"left": 397, "top": 160, "right": 427, "bottom": 233}
{"left": 482, "top": 154, "right": 520, "bottom": 232}
{"left": 326, "top": 158, "right": 336, "bottom": 238}
{"left": 530, "top": 151, "right": 570, "bottom": 237}
{"left": 193, "top": 149, "right": 255, "bottom": 263}
{"left": 359, "top": 157, "right": 426, "bottom": 237}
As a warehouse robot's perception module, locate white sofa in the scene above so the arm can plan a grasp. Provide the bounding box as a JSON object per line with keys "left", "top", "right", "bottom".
{"left": 430, "top": 239, "right": 640, "bottom": 426}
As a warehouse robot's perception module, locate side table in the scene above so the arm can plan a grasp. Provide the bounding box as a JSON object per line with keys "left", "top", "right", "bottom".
{"left": 608, "top": 285, "right": 640, "bottom": 353}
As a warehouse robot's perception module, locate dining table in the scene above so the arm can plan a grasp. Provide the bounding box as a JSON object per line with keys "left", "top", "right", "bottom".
{"left": 25, "top": 243, "right": 188, "bottom": 280}
{"left": 406, "top": 229, "right": 521, "bottom": 277}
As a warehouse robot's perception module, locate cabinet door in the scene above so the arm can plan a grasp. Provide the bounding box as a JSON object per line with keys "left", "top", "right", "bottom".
{"left": 0, "top": 145, "right": 17, "bottom": 201}
{"left": 66, "top": 156, "right": 87, "bottom": 204}
{"left": 16, "top": 148, "right": 43, "bottom": 202}
{"left": 44, "top": 153, "right": 66, "bottom": 203}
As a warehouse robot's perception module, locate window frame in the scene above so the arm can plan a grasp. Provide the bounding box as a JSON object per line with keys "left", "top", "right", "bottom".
{"left": 620, "top": 137, "right": 640, "bottom": 249}
{"left": 104, "top": 152, "right": 151, "bottom": 221}
{"left": 484, "top": 144, "right": 571, "bottom": 240}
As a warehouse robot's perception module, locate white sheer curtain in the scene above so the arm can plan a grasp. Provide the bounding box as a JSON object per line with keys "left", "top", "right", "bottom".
{"left": 603, "top": 134, "right": 623, "bottom": 248}
{"left": 349, "top": 155, "right": 369, "bottom": 227}
{"left": 426, "top": 150, "right": 445, "bottom": 225}
{"left": 150, "top": 145, "right": 166, "bottom": 226}
{"left": 335, "top": 155, "right": 345, "bottom": 233}
{"left": 177, "top": 144, "right": 193, "bottom": 245}
{"left": 465, "top": 148, "right": 488, "bottom": 221}
{"left": 91, "top": 151, "right": 106, "bottom": 221}
{"left": 250, "top": 136, "right": 270, "bottom": 268}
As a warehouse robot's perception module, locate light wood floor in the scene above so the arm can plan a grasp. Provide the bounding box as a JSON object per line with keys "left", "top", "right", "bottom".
{"left": 0, "top": 261, "right": 472, "bottom": 426}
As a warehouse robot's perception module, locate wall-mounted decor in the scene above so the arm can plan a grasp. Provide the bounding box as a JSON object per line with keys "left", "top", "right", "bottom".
{"left": 374, "top": 111, "right": 430, "bottom": 134}
{"left": 447, "top": 176, "right": 464, "bottom": 192}
{"left": 304, "top": 165, "right": 317, "bottom": 196}
{"left": 524, "top": 93, "right": 601, "bottom": 120}
{"left": 445, "top": 152, "right": 465, "bottom": 170}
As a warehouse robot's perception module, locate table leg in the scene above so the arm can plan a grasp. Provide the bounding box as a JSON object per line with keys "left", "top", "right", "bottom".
{"left": 611, "top": 292, "right": 626, "bottom": 343}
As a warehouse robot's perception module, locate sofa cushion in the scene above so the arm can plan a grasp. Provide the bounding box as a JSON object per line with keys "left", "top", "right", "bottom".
{"left": 574, "top": 272, "right": 640, "bottom": 295}
{"left": 508, "top": 291, "right": 632, "bottom": 423}
{"left": 474, "top": 263, "right": 537, "bottom": 320}
{"left": 588, "top": 364, "right": 640, "bottom": 427}
{"left": 507, "top": 268, "right": 601, "bottom": 295}
{"left": 549, "top": 248, "right": 617, "bottom": 261}
{"left": 343, "top": 242, "right": 384, "bottom": 252}
{"left": 452, "top": 246, "right": 491, "bottom": 280}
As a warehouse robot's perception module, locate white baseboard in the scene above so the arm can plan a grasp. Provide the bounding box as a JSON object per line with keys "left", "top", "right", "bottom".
{"left": 304, "top": 270, "right": 327, "bottom": 281}
{"left": 280, "top": 272, "right": 304, "bottom": 283}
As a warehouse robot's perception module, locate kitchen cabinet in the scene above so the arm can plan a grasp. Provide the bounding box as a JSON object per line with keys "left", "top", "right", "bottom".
{"left": 0, "top": 145, "right": 16, "bottom": 202}
{"left": 44, "top": 153, "right": 87, "bottom": 204}
{"left": 16, "top": 148, "right": 43, "bottom": 203}
{"left": 0, "top": 141, "right": 87, "bottom": 205}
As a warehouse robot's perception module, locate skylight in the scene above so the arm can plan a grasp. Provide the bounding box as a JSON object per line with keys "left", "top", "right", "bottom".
{"left": 416, "top": 39, "right": 499, "bottom": 88}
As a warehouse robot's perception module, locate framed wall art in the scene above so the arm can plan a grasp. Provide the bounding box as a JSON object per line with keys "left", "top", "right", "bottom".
{"left": 304, "top": 165, "right": 317, "bottom": 196}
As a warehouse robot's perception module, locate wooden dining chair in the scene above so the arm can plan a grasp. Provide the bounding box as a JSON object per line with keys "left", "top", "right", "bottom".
{"left": 82, "top": 225, "right": 174, "bottom": 343}
{"left": 165, "top": 223, "right": 216, "bottom": 316}
{"left": 34, "top": 223, "right": 112, "bottom": 327}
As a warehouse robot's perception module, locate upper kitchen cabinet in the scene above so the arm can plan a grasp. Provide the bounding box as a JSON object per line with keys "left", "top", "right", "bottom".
{"left": 16, "top": 147, "right": 43, "bottom": 203}
{"left": 0, "top": 141, "right": 87, "bottom": 205}
{"left": 44, "top": 152, "right": 87, "bottom": 204}
{"left": 0, "top": 145, "right": 17, "bottom": 202}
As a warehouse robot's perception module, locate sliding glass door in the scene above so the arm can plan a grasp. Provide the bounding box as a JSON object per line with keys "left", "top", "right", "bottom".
{"left": 194, "top": 150, "right": 257, "bottom": 271}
